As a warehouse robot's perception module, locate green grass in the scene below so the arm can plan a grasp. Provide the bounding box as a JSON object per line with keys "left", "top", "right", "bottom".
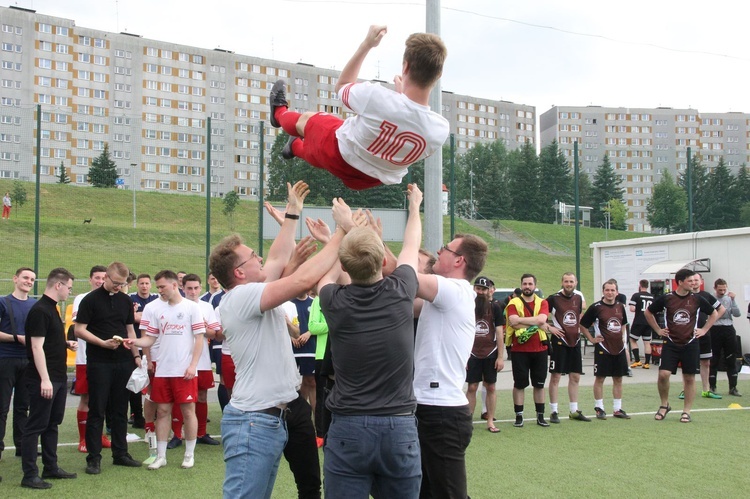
{"left": 1, "top": 379, "right": 748, "bottom": 497}
{"left": 0, "top": 179, "right": 647, "bottom": 299}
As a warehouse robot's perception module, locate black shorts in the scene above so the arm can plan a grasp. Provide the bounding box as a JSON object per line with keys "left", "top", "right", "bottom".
{"left": 511, "top": 350, "right": 548, "bottom": 389}
{"left": 593, "top": 345, "right": 628, "bottom": 378}
{"left": 659, "top": 340, "right": 700, "bottom": 375}
{"left": 466, "top": 352, "right": 499, "bottom": 384}
{"left": 699, "top": 333, "right": 712, "bottom": 359}
{"left": 210, "top": 347, "right": 223, "bottom": 375}
{"left": 548, "top": 338, "right": 583, "bottom": 375}
{"left": 629, "top": 324, "right": 653, "bottom": 341}
{"left": 295, "top": 356, "right": 316, "bottom": 376}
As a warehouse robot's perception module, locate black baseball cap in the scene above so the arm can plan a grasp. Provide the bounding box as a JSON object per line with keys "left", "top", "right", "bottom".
{"left": 474, "top": 276, "right": 493, "bottom": 288}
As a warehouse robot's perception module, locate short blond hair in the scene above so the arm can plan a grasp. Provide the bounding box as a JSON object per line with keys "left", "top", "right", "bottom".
{"left": 404, "top": 33, "right": 447, "bottom": 88}
{"left": 339, "top": 227, "right": 384, "bottom": 284}
{"left": 454, "top": 234, "right": 488, "bottom": 282}
{"left": 108, "top": 262, "right": 129, "bottom": 280}
{"left": 209, "top": 234, "right": 243, "bottom": 289}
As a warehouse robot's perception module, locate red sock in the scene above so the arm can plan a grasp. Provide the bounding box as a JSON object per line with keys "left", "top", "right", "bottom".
{"left": 77, "top": 410, "right": 87, "bottom": 442}
{"left": 145, "top": 421, "right": 155, "bottom": 433}
{"left": 196, "top": 401, "right": 208, "bottom": 438}
{"left": 291, "top": 137, "right": 305, "bottom": 158}
{"left": 276, "top": 107, "right": 301, "bottom": 136}
{"left": 171, "top": 404, "right": 183, "bottom": 439}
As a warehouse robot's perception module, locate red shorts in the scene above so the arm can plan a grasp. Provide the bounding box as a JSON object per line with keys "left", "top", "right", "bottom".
{"left": 150, "top": 376, "right": 198, "bottom": 404}
{"left": 301, "top": 113, "right": 382, "bottom": 190}
{"left": 75, "top": 364, "right": 88, "bottom": 394}
{"left": 221, "top": 354, "right": 236, "bottom": 390}
{"left": 197, "top": 370, "right": 215, "bottom": 390}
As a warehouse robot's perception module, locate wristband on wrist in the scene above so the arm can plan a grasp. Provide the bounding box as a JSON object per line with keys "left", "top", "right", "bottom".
{"left": 285, "top": 213, "right": 300, "bottom": 220}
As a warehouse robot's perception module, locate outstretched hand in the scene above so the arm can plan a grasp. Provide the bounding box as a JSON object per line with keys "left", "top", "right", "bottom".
{"left": 407, "top": 183, "right": 423, "bottom": 210}
{"left": 287, "top": 181, "right": 310, "bottom": 214}
{"left": 306, "top": 217, "right": 332, "bottom": 244}
{"left": 364, "top": 25, "right": 387, "bottom": 48}
{"left": 332, "top": 197, "right": 355, "bottom": 232}
{"left": 264, "top": 201, "right": 286, "bottom": 226}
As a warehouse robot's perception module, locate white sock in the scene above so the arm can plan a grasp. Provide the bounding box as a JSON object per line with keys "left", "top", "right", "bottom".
{"left": 157, "top": 440, "right": 167, "bottom": 459}
{"left": 550, "top": 403, "right": 558, "bottom": 413}
{"left": 595, "top": 399, "right": 604, "bottom": 410}
{"left": 185, "top": 438, "right": 197, "bottom": 456}
{"left": 613, "top": 399, "right": 622, "bottom": 412}
{"left": 570, "top": 402, "right": 578, "bottom": 413}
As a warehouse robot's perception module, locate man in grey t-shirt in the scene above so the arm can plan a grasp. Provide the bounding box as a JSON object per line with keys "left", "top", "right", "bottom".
{"left": 319, "top": 184, "right": 423, "bottom": 498}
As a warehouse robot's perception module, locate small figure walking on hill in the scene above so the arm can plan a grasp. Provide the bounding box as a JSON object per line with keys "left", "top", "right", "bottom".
{"left": 2, "top": 192, "right": 11, "bottom": 220}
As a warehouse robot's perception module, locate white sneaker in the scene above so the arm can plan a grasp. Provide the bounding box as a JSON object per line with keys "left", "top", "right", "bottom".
{"left": 147, "top": 456, "right": 167, "bottom": 470}
{"left": 181, "top": 454, "right": 194, "bottom": 469}
{"left": 142, "top": 449, "right": 158, "bottom": 466}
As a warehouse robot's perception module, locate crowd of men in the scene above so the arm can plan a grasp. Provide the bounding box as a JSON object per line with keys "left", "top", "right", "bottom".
{"left": 0, "top": 181, "right": 745, "bottom": 496}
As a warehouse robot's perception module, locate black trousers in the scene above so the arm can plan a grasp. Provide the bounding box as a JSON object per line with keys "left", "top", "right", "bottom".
{"left": 709, "top": 325, "right": 739, "bottom": 389}
{"left": 21, "top": 378, "right": 67, "bottom": 479}
{"left": 0, "top": 356, "right": 29, "bottom": 454}
{"left": 283, "top": 393, "right": 321, "bottom": 499}
{"left": 86, "top": 360, "right": 133, "bottom": 463}
{"left": 416, "top": 404, "right": 473, "bottom": 499}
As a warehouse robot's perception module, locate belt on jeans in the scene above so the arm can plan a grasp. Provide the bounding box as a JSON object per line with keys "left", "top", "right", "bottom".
{"left": 251, "top": 407, "right": 287, "bottom": 419}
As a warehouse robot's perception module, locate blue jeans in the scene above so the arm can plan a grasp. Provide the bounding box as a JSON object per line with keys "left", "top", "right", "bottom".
{"left": 324, "top": 414, "right": 421, "bottom": 499}
{"left": 222, "top": 403, "right": 288, "bottom": 499}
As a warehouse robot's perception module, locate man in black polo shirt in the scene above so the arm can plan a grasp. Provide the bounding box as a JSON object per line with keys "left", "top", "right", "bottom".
{"left": 21, "top": 268, "right": 78, "bottom": 489}
{"left": 75, "top": 262, "right": 142, "bottom": 474}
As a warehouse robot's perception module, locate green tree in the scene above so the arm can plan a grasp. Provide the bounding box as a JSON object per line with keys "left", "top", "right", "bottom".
{"left": 89, "top": 143, "right": 118, "bottom": 188}
{"left": 606, "top": 199, "right": 628, "bottom": 231}
{"left": 702, "top": 158, "right": 739, "bottom": 229}
{"left": 11, "top": 180, "right": 27, "bottom": 209}
{"left": 647, "top": 171, "right": 687, "bottom": 234}
{"left": 591, "top": 155, "right": 624, "bottom": 228}
{"left": 538, "top": 141, "right": 573, "bottom": 223}
{"left": 507, "top": 141, "right": 544, "bottom": 222}
{"left": 678, "top": 155, "right": 709, "bottom": 231}
{"left": 732, "top": 165, "right": 750, "bottom": 208}
{"left": 222, "top": 190, "right": 240, "bottom": 230}
{"left": 457, "top": 141, "right": 511, "bottom": 220}
{"left": 58, "top": 161, "right": 71, "bottom": 184}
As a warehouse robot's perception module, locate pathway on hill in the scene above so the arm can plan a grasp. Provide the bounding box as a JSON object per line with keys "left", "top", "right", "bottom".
{"left": 465, "top": 219, "right": 571, "bottom": 257}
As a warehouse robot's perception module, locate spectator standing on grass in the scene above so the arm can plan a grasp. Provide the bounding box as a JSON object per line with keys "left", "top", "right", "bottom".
{"left": 629, "top": 279, "right": 654, "bottom": 369}
{"left": 129, "top": 273, "right": 158, "bottom": 430}
{"left": 75, "top": 262, "right": 142, "bottom": 474}
{"left": 691, "top": 273, "right": 724, "bottom": 400}
{"left": 646, "top": 269, "right": 719, "bottom": 423}
{"left": 465, "top": 276, "right": 504, "bottom": 433}
{"left": 414, "top": 233, "right": 488, "bottom": 498}
{"left": 0, "top": 267, "right": 37, "bottom": 460}
{"left": 506, "top": 273, "right": 551, "bottom": 429}
{"left": 209, "top": 181, "right": 352, "bottom": 498}
{"left": 709, "top": 278, "right": 742, "bottom": 396}
{"left": 20, "top": 268, "right": 78, "bottom": 489}
{"left": 2, "top": 191, "right": 10, "bottom": 220}
{"left": 546, "top": 272, "right": 593, "bottom": 423}
{"left": 579, "top": 279, "right": 631, "bottom": 420}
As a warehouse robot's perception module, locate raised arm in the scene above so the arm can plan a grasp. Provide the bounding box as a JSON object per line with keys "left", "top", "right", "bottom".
{"left": 262, "top": 181, "right": 310, "bottom": 281}
{"left": 397, "top": 184, "right": 423, "bottom": 271}
{"left": 335, "top": 25, "right": 387, "bottom": 94}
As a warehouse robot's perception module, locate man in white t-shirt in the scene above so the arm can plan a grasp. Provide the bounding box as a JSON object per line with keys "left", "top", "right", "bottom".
{"left": 414, "top": 234, "right": 488, "bottom": 498}
{"left": 209, "top": 181, "right": 354, "bottom": 498}
{"left": 125, "top": 270, "right": 204, "bottom": 471}
{"left": 269, "top": 25, "right": 449, "bottom": 190}
{"left": 71, "top": 265, "right": 108, "bottom": 454}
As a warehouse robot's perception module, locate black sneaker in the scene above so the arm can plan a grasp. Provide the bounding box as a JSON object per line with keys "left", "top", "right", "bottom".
{"left": 85, "top": 459, "right": 101, "bottom": 475}
{"left": 282, "top": 135, "right": 297, "bottom": 160}
{"left": 21, "top": 476, "right": 52, "bottom": 489}
{"left": 729, "top": 387, "right": 742, "bottom": 397}
{"left": 197, "top": 434, "right": 220, "bottom": 445}
{"left": 113, "top": 454, "right": 142, "bottom": 467}
{"left": 549, "top": 412, "right": 560, "bottom": 424}
{"left": 536, "top": 414, "right": 550, "bottom": 427}
{"left": 569, "top": 410, "right": 592, "bottom": 422}
{"left": 513, "top": 414, "right": 524, "bottom": 427}
{"left": 269, "top": 80, "right": 288, "bottom": 128}
{"left": 613, "top": 409, "right": 631, "bottom": 419}
{"left": 42, "top": 468, "right": 77, "bottom": 479}
{"left": 167, "top": 436, "right": 183, "bottom": 449}
{"left": 594, "top": 407, "right": 607, "bottom": 420}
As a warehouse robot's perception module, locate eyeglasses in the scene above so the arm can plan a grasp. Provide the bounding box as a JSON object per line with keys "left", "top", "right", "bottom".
{"left": 439, "top": 245, "right": 462, "bottom": 257}
{"left": 106, "top": 274, "right": 128, "bottom": 288}
{"left": 235, "top": 251, "right": 258, "bottom": 270}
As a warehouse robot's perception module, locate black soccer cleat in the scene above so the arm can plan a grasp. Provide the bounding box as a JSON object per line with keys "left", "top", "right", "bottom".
{"left": 282, "top": 136, "right": 297, "bottom": 160}
{"left": 269, "top": 80, "right": 288, "bottom": 128}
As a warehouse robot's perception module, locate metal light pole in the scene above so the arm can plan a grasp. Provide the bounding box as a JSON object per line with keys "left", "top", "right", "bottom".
{"left": 131, "top": 163, "right": 137, "bottom": 228}
{"left": 469, "top": 168, "right": 475, "bottom": 220}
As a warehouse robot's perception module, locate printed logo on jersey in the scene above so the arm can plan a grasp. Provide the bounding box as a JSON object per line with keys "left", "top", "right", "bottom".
{"left": 161, "top": 321, "right": 187, "bottom": 335}
{"left": 475, "top": 319, "right": 490, "bottom": 337}
{"left": 672, "top": 309, "right": 691, "bottom": 325}
{"left": 177, "top": 312, "right": 185, "bottom": 320}
{"left": 562, "top": 311, "right": 578, "bottom": 327}
{"left": 606, "top": 318, "right": 622, "bottom": 333}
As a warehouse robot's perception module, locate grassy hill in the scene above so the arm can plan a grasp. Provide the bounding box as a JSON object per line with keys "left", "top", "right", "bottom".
{"left": 0, "top": 179, "right": 647, "bottom": 298}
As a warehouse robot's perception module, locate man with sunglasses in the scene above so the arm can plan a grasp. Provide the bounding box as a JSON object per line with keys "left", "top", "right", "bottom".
{"left": 413, "top": 234, "right": 488, "bottom": 498}
{"left": 75, "top": 262, "right": 142, "bottom": 474}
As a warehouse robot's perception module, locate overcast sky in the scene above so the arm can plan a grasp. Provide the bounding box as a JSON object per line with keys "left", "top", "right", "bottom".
{"left": 14, "top": 0, "right": 750, "bottom": 116}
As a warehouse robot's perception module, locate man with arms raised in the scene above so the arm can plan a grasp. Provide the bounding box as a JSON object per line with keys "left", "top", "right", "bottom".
{"left": 646, "top": 269, "right": 719, "bottom": 423}
{"left": 209, "top": 181, "right": 352, "bottom": 498}
{"left": 414, "top": 233, "right": 488, "bottom": 499}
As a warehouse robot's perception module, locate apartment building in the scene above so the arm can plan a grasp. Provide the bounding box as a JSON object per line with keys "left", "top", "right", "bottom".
{"left": 540, "top": 105, "right": 750, "bottom": 231}
{"left": 0, "top": 6, "right": 535, "bottom": 199}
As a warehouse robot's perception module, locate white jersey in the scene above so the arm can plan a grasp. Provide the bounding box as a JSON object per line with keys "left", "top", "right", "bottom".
{"left": 217, "top": 307, "right": 231, "bottom": 356}
{"left": 194, "top": 299, "right": 220, "bottom": 371}
{"left": 140, "top": 298, "right": 168, "bottom": 363}
{"left": 144, "top": 299, "right": 205, "bottom": 377}
{"left": 72, "top": 292, "right": 89, "bottom": 365}
{"left": 414, "top": 276, "right": 476, "bottom": 406}
{"left": 336, "top": 81, "right": 449, "bottom": 185}
{"left": 218, "top": 283, "right": 298, "bottom": 412}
